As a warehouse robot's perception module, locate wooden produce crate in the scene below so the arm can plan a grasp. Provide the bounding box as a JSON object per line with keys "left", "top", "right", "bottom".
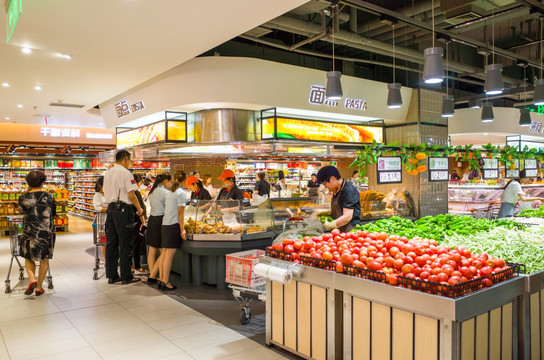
{"left": 519, "top": 271, "right": 544, "bottom": 360}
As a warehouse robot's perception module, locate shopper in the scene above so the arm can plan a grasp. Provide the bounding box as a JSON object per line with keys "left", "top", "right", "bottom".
{"left": 18, "top": 170, "right": 56, "bottom": 296}
{"left": 275, "top": 170, "right": 286, "bottom": 190}
{"left": 217, "top": 169, "right": 244, "bottom": 200}
{"left": 92, "top": 176, "right": 107, "bottom": 262}
{"left": 103, "top": 150, "right": 143, "bottom": 285}
{"left": 254, "top": 172, "right": 270, "bottom": 198}
{"left": 317, "top": 166, "right": 361, "bottom": 232}
{"left": 192, "top": 170, "right": 200, "bottom": 180}
{"left": 187, "top": 175, "right": 212, "bottom": 203}
{"left": 450, "top": 169, "right": 461, "bottom": 180}
{"left": 498, "top": 170, "right": 544, "bottom": 218}
{"left": 158, "top": 171, "right": 187, "bottom": 290}
{"left": 307, "top": 173, "right": 320, "bottom": 203}
{"left": 132, "top": 174, "right": 147, "bottom": 274}
{"left": 202, "top": 174, "right": 214, "bottom": 197}
{"left": 146, "top": 173, "right": 172, "bottom": 284}
{"left": 348, "top": 170, "right": 359, "bottom": 184}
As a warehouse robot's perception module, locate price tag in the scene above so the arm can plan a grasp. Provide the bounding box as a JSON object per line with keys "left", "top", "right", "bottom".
{"left": 428, "top": 157, "right": 448, "bottom": 170}
{"left": 524, "top": 159, "right": 537, "bottom": 169}
{"left": 429, "top": 170, "right": 448, "bottom": 181}
{"left": 525, "top": 169, "right": 538, "bottom": 177}
{"left": 506, "top": 169, "right": 519, "bottom": 179}
{"left": 377, "top": 157, "right": 402, "bottom": 171}
{"left": 13, "top": 178, "right": 22, "bottom": 189}
{"left": 483, "top": 169, "right": 499, "bottom": 179}
{"left": 483, "top": 158, "right": 498, "bottom": 169}
{"left": 45, "top": 170, "right": 53, "bottom": 181}
{"left": 378, "top": 171, "right": 402, "bottom": 184}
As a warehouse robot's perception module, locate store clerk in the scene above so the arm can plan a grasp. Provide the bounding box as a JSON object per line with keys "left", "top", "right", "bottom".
{"left": 217, "top": 169, "right": 244, "bottom": 201}
{"left": 317, "top": 166, "right": 360, "bottom": 232}
{"left": 187, "top": 176, "right": 212, "bottom": 204}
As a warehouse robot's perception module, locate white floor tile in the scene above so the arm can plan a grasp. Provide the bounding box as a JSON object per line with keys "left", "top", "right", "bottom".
{"left": 146, "top": 312, "right": 209, "bottom": 331}
{"left": 185, "top": 338, "right": 262, "bottom": 359}
{"left": 92, "top": 331, "right": 166, "bottom": 357}
{"left": 219, "top": 345, "right": 290, "bottom": 360}
{"left": 7, "top": 336, "right": 90, "bottom": 360}
{"left": 83, "top": 322, "right": 158, "bottom": 345}
{"left": 102, "top": 340, "right": 182, "bottom": 360}
{"left": 170, "top": 327, "right": 245, "bottom": 351}
{"left": 158, "top": 319, "right": 226, "bottom": 340}
{"left": 35, "top": 346, "right": 101, "bottom": 360}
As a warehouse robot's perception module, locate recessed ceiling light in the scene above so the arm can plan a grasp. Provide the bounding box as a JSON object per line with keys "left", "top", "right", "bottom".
{"left": 34, "top": 85, "right": 42, "bottom": 91}
{"left": 98, "top": 122, "right": 103, "bottom": 125}
{"left": 21, "top": 47, "right": 31, "bottom": 54}
{"left": 17, "top": 104, "right": 23, "bottom": 108}
{"left": 2, "top": 82, "right": 9, "bottom": 87}
{"left": 484, "top": 133, "right": 488, "bottom": 135}
{"left": 5, "top": 117, "right": 10, "bottom": 121}
{"left": 62, "top": 54, "right": 72, "bottom": 59}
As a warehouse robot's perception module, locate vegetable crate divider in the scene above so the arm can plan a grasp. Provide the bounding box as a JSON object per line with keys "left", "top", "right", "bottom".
{"left": 519, "top": 269, "right": 544, "bottom": 360}
{"left": 261, "top": 256, "right": 526, "bottom": 360}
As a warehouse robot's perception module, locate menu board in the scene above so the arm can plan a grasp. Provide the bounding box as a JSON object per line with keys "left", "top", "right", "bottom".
{"left": 482, "top": 158, "right": 499, "bottom": 180}
{"left": 377, "top": 157, "right": 402, "bottom": 184}
{"left": 117, "top": 120, "right": 187, "bottom": 149}
{"left": 261, "top": 117, "right": 383, "bottom": 143}
{"left": 428, "top": 157, "right": 448, "bottom": 182}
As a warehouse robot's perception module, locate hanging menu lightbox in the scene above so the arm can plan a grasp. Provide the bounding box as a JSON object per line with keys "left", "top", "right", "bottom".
{"left": 524, "top": 159, "right": 538, "bottom": 178}
{"left": 506, "top": 160, "right": 520, "bottom": 179}
{"left": 377, "top": 156, "right": 402, "bottom": 184}
{"left": 482, "top": 158, "right": 499, "bottom": 180}
{"left": 428, "top": 157, "right": 449, "bottom": 182}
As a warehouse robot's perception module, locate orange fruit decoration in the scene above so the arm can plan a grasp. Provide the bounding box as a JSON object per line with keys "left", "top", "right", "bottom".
{"left": 417, "top": 165, "right": 427, "bottom": 172}
{"left": 415, "top": 152, "right": 426, "bottom": 160}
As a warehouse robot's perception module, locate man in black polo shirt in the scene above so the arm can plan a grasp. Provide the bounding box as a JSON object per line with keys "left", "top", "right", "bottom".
{"left": 316, "top": 166, "right": 360, "bottom": 232}
{"left": 254, "top": 172, "right": 270, "bottom": 198}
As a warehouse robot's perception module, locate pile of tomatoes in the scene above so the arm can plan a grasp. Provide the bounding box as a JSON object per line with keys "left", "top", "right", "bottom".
{"left": 270, "top": 229, "right": 511, "bottom": 289}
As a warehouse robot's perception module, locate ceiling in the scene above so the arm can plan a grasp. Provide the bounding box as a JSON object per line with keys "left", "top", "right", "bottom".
{"left": 0, "top": 0, "right": 308, "bottom": 128}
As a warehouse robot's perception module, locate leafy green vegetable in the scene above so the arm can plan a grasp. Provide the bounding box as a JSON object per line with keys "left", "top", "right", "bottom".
{"left": 518, "top": 205, "right": 544, "bottom": 218}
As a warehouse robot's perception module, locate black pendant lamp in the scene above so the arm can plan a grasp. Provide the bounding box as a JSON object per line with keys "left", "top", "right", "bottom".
{"left": 325, "top": 5, "right": 342, "bottom": 101}
{"left": 387, "top": 24, "right": 402, "bottom": 109}
{"left": 484, "top": 6, "right": 503, "bottom": 95}
{"left": 422, "top": 0, "right": 444, "bottom": 84}
{"left": 481, "top": 102, "right": 494, "bottom": 123}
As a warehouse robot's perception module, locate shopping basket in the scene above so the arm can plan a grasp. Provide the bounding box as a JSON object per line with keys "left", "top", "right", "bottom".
{"left": 4, "top": 216, "right": 53, "bottom": 293}
{"left": 92, "top": 212, "right": 107, "bottom": 280}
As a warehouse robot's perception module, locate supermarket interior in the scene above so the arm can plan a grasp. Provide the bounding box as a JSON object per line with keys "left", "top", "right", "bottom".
{"left": 5, "top": 1, "right": 544, "bottom": 359}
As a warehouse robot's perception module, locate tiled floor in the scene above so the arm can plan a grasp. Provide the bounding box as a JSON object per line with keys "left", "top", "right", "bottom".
{"left": 0, "top": 217, "right": 288, "bottom": 360}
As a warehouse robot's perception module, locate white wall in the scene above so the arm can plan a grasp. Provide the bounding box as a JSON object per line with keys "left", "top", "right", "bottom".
{"left": 100, "top": 57, "right": 413, "bottom": 128}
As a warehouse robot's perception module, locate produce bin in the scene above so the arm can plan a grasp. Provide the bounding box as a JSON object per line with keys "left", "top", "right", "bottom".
{"left": 261, "top": 256, "right": 525, "bottom": 360}
{"left": 519, "top": 271, "right": 544, "bottom": 360}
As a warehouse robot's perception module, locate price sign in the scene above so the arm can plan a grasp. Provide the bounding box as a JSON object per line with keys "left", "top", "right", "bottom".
{"left": 483, "top": 158, "right": 498, "bottom": 169}
{"left": 483, "top": 169, "right": 499, "bottom": 179}
{"left": 428, "top": 157, "right": 448, "bottom": 170}
{"left": 378, "top": 171, "right": 402, "bottom": 184}
{"left": 429, "top": 170, "right": 448, "bottom": 181}
{"left": 525, "top": 159, "right": 537, "bottom": 169}
{"left": 377, "top": 157, "right": 402, "bottom": 171}
{"left": 506, "top": 169, "right": 520, "bottom": 179}
{"left": 45, "top": 170, "right": 53, "bottom": 181}
{"left": 13, "top": 178, "right": 22, "bottom": 189}
{"left": 525, "top": 169, "right": 538, "bottom": 177}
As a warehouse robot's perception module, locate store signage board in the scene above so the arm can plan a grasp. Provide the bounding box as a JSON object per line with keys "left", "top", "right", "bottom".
{"left": 429, "top": 171, "right": 449, "bottom": 181}
{"left": 114, "top": 99, "right": 145, "bottom": 119}
{"left": 525, "top": 169, "right": 538, "bottom": 177}
{"left": 525, "top": 159, "right": 537, "bottom": 169}
{"left": 308, "top": 85, "right": 368, "bottom": 111}
{"left": 428, "top": 157, "right": 448, "bottom": 170}
{"left": 6, "top": 0, "right": 22, "bottom": 43}
{"left": 165, "top": 120, "right": 187, "bottom": 143}
{"left": 117, "top": 120, "right": 187, "bottom": 149}
{"left": 483, "top": 158, "right": 499, "bottom": 169}
{"left": 377, "top": 157, "right": 402, "bottom": 184}
{"left": 483, "top": 169, "right": 499, "bottom": 179}
{"left": 261, "top": 117, "right": 383, "bottom": 144}
{"left": 506, "top": 170, "right": 520, "bottom": 178}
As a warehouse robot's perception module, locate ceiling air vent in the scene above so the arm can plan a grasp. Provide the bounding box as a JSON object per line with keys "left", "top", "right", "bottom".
{"left": 49, "top": 102, "right": 85, "bottom": 108}
{"left": 441, "top": 1, "right": 485, "bottom": 26}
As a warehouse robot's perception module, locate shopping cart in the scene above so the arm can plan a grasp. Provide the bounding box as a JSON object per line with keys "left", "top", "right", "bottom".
{"left": 226, "top": 249, "right": 266, "bottom": 324}
{"left": 92, "top": 212, "right": 107, "bottom": 280}
{"left": 5, "top": 216, "right": 53, "bottom": 293}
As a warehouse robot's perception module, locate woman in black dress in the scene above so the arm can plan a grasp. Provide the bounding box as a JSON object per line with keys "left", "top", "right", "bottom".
{"left": 18, "top": 170, "right": 56, "bottom": 296}
{"left": 131, "top": 174, "right": 147, "bottom": 273}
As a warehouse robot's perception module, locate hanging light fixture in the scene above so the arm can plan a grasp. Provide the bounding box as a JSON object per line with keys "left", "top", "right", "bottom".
{"left": 534, "top": 18, "right": 544, "bottom": 105}
{"left": 484, "top": 7, "right": 503, "bottom": 95}
{"left": 481, "top": 102, "right": 494, "bottom": 122}
{"left": 325, "top": 5, "right": 342, "bottom": 101}
{"left": 441, "top": 42, "right": 454, "bottom": 117}
{"left": 422, "top": 0, "right": 444, "bottom": 84}
{"left": 520, "top": 66, "right": 532, "bottom": 126}
{"left": 387, "top": 24, "right": 402, "bottom": 108}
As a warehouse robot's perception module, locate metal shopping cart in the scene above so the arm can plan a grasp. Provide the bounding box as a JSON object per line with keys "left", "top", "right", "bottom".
{"left": 226, "top": 249, "right": 267, "bottom": 325}
{"left": 5, "top": 216, "right": 53, "bottom": 293}
{"left": 92, "top": 212, "right": 107, "bottom": 280}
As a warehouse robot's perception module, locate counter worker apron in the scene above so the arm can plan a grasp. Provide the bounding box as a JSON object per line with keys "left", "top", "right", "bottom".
{"left": 104, "top": 165, "right": 137, "bottom": 281}
{"left": 331, "top": 180, "right": 357, "bottom": 233}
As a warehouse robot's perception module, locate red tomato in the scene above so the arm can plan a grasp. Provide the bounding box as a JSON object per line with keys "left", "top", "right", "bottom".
{"left": 322, "top": 251, "right": 333, "bottom": 261}
{"left": 340, "top": 253, "right": 353, "bottom": 265}
{"left": 293, "top": 240, "right": 303, "bottom": 251}
{"left": 360, "top": 230, "right": 370, "bottom": 238}
{"left": 484, "top": 278, "right": 493, "bottom": 287}
{"left": 448, "top": 276, "right": 462, "bottom": 286}
{"left": 486, "top": 259, "right": 497, "bottom": 268}
{"left": 413, "top": 267, "right": 423, "bottom": 277}
{"left": 393, "top": 259, "right": 404, "bottom": 270}
{"left": 480, "top": 266, "right": 493, "bottom": 278}
{"left": 305, "top": 240, "right": 315, "bottom": 249}
{"left": 368, "top": 261, "right": 383, "bottom": 271}
{"left": 352, "top": 260, "right": 365, "bottom": 268}
{"left": 415, "top": 256, "right": 426, "bottom": 267}
{"left": 428, "top": 274, "right": 438, "bottom": 283}
{"left": 450, "top": 253, "right": 462, "bottom": 264}
{"left": 459, "top": 266, "right": 473, "bottom": 279}
{"left": 331, "top": 229, "right": 341, "bottom": 236}
{"left": 273, "top": 243, "right": 284, "bottom": 251}
{"left": 399, "top": 236, "right": 409, "bottom": 243}
{"left": 451, "top": 271, "right": 462, "bottom": 278}
{"left": 441, "top": 264, "right": 454, "bottom": 277}
{"left": 446, "top": 260, "right": 458, "bottom": 270}
{"left": 403, "top": 256, "right": 414, "bottom": 265}
{"left": 420, "top": 271, "right": 430, "bottom": 280}
{"left": 437, "top": 272, "right": 449, "bottom": 283}
{"left": 376, "top": 232, "right": 388, "bottom": 241}
{"left": 401, "top": 264, "right": 414, "bottom": 275}
{"left": 431, "top": 267, "right": 442, "bottom": 276}
{"left": 386, "top": 274, "right": 398, "bottom": 285}
{"left": 284, "top": 245, "right": 295, "bottom": 253}
{"left": 401, "top": 243, "right": 415, "bottom": 255}
{"left": 384, "top": 257, "right": 395, "bottom": 268}
{"left": 350, "top": 254, "right": 359, "bottom": 262}
{"left": 472, "top": 260, "right": 483, "bottom": 269}
{"left": 414, "top": 245, "right": 425, "bottom": 256}
{"left": 389, "top": 247, "right": 400, "bottom": 257}
{"left": 496, "top": 258, "right": 506, "bottom": 268}
{"left": 282, "top": 239, "right": 294, "bottom": 246}
{"left": 312, "top": 253, "right": 323, "bottom": 260}
{"left": 336, "top": 262, "right": 343, "bottom": 273}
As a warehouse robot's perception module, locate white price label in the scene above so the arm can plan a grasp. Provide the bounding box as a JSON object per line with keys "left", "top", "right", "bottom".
{"left": 377, "top": 157, "right": 402, "bottom": 171}
{"left": 13, "top": 179, "right": 22, "bottom": 188}
{"left": 506, "top": 169, "right": 519, "bottom": 178}
{"left": 378, "top": 171, "right": 401, "bottom": 183}
{"left": 483, "top": 169, "right": 499, "bottom": 179}
{"left": 429, "top": 158, "right": 448, "bottom": 170}
{"left": 483, "top": 158, "right": 498, "bottom": 169}
{"left": 525, "top": 169, "right": 538, "bottom": 177}
{"left": 429, "top": 170, "right": 448, "bottom": 181}
{"left": 525, "top": 159, "right": 537, "bottom": 169}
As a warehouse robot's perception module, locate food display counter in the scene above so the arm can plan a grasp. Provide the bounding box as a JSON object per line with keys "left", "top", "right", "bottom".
{"left": 261, "top": 256, "right": 525, "bottom": 360}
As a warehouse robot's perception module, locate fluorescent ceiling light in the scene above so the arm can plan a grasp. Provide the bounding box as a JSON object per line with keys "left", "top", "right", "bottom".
{"left": 5, "top": 117, "right": 10, "bottom": 120}
{"left": 34, "top": 85, "right": 42, "bottom": 91}
{"left": 17, "top": 104, "right": 23, "bottom": 108}
{"left": 161, "top": 145, "right": 243, "bottom": 154}
{"left": 2, "top": 82, "right": 9, "bottom": 87}
{"left": 22, "top": 48, "right": 31, "bottom": 54}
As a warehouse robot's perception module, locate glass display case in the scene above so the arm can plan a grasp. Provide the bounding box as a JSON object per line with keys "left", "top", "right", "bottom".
{"left": 448, "top": 184, "right": 544, "bottom": 215}
{"left": 184, "top": 199, "right": 275, "bottom": 241}
{"left": 360, "top": 188, "right": 416, "bottom": 219}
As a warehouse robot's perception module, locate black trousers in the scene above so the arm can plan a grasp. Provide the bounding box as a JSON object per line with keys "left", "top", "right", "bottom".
{"left": 105, "top": 204, "right": 134, "bottom": 281}
{"left": 132, "top": 222, "right": 146, "bottom": 269}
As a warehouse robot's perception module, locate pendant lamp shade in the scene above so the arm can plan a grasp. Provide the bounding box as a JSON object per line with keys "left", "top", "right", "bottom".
{"left": 441, "top": 94, "right": 455, "bottom": 117}
{"left": 325, "top": 71, "right": 343, "bottom": 101}
{"left": 484, "top": 64, "right": 504, "bottom": 95}
{"left": 519, "top": 108, "right": 532, "bottom": 126}
{"left": 481, "top": 103, "right": 494, "bottom": 122}
{"left": 387, "top": 83, "right": 402, "bottom": 109}
{"left": 423, "top": 47, "right": 444, "bottom": 84}
{"left": 534, "top": 78, "right": 544, "bottom": 105}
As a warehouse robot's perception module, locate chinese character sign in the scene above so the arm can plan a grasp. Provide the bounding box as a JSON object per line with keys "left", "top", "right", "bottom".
{"left": 114, "top": 99, "right": 145, "bottom": 118}
{"left": 308, "top": 85, "right": 366, "bottom": 111}
{"left": 40, "top": 127, "right": 81, "bottom": 138}
{"left": 308, "top": 85, "right": 326, "bottom": 105}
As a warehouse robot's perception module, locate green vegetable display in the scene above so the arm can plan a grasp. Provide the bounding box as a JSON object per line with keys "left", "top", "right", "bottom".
{"left": 443, "top": 227, "right": 544, "bottom": 273}
{"left": 352, "top": 215, "right": 525, "bottom": 242}
{"left": 518, "top": 205, "right": 544, "bottom": 218}
{"left": 320, "top": 216, "right": 334, "bottom": 224}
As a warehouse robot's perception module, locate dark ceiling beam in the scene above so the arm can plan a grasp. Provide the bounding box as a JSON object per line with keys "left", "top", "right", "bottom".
{"left": 342, "top": 0, "right": 541, "bottom": 68}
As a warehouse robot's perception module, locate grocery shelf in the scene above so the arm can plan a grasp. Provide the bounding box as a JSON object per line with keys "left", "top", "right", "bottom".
{"left": 68, "top": 211, "right": 95, "bottom": 220}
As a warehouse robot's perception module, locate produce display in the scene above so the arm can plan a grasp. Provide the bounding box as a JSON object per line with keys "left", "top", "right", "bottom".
{"left": 184, "top": 217, "right": 266, "bottom": 234}
{"left": 443, "top": 227, "right": 544, "bottom": 273}
{"left": 518, "top": 205, "right": 544, "bottom": 218}
{"left": 360, "top": 190, "right": 385, "bottom": 213}
{"left": 353, "top": 215, "right": 525, "bottom": 242}
{"left": 268, "top": 229, "right": 516, "bottom": 297}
